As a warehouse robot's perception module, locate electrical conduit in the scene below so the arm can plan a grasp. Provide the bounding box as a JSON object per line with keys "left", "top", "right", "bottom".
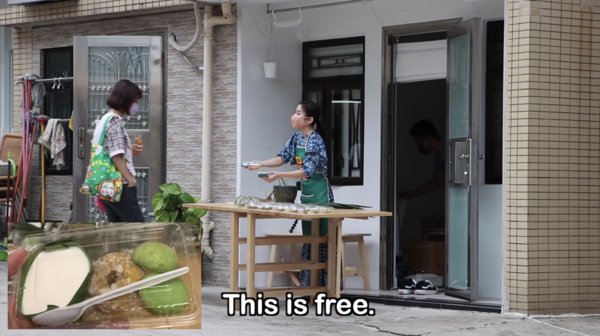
{"left": 200, "top": 2, "right": 236, "bottom": 261}
{"left": 167, "top": 1, "right": 236, "bottom": 261}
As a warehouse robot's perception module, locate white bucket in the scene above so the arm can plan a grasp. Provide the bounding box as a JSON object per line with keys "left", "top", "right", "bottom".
{"left": 263, "top": 62, "right": 278, "bottom": 79}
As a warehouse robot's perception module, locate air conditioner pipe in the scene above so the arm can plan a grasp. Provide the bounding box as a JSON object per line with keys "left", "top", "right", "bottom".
{"left": 166, "top": 1, "right": 236, "bottom": 261}
{"left": 199, "top": 2, "right": 236, "bottom": 261}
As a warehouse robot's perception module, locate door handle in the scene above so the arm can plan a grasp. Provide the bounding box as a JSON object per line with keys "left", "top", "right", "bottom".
{"left": 459, "top": 154, "right": 469, "bottom": 159}
{"left": 78, "top": 127, "right": 85, "bottom": 159}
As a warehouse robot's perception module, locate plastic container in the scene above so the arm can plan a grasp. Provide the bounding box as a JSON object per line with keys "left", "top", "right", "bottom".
{"left": 8, "top": 222, "right": 202, "bottom": 330}
{"left": 241, "top": 161, "right": 261, "bottom": 169}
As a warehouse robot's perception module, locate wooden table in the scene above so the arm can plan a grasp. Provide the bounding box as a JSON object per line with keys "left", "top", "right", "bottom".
{"left": 183, "top": 203, "right": 392, "bottom": 304}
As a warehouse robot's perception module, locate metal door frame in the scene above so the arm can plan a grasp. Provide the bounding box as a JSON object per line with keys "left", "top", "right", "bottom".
{"left": 380, "top": 18, "right": 463, "bottom": 290}
{"left": 72, "top": 36, "right": 163, "bottom": 223}
{"left": 444, "top": 17, "right": 482, "bottom": 301}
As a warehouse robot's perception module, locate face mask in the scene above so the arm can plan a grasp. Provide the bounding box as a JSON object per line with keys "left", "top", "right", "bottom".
{"left": 129, "top": 103, "right": 139, "bottom": 116}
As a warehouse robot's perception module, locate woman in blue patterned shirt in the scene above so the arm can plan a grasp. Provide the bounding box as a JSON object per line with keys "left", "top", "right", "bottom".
{"left": 245, "top": 101, "right": 342, "bottom": 290}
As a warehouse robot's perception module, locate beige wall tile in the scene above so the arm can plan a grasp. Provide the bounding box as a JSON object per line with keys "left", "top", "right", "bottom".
{"left": 505, "top": 0, "right": 600, "bottom": 315}
{"left": 0, "top": 0, "right": 191, "bottom": 27}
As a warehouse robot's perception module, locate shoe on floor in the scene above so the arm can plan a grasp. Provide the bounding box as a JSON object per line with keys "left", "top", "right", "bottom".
{"left": 397, "top": 278, "right": 416, "bottom": 294}
{"left": 414, "top": 280, "right": 438, "bottom": 295}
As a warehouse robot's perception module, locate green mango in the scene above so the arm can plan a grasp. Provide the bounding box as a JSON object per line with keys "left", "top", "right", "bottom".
{"left": 132, "top": 242, "right": 178, "bottom": 273}
{"left": 139, "top": 274, "right": 189, "bottom": 315}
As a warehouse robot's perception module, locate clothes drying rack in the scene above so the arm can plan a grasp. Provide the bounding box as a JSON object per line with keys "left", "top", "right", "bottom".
{"left": 36, "top": 116, "right": 71, "bottom": 223}
{"left": 11, "top": 75, "right": 73, "bottom": 223}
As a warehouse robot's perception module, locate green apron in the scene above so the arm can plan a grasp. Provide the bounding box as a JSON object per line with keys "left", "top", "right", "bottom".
{"left": 295, "top": 132, "right": 329, "bottom": 237}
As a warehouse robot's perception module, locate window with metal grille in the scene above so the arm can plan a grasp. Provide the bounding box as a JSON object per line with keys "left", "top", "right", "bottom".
{"left": 302, "top": 36, "right": 365, "bottom": 186}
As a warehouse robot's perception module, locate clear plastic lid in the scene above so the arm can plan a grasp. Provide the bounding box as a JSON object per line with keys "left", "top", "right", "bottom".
{"left": 8, "top": 222, "right": 202, "bottom": 329}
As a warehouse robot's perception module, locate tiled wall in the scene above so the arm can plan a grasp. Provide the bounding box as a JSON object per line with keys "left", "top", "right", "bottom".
{"left": 10, "top": 6, "right": 237, "bottom": 287}
{"left": 0, "top": 0, "right": 190, "bottom": 26}
{"left": 505, "top": 0, "right": 600, "bottom": 315}
{"left": 11, "top": 26, "right": 32, "bottom": 132}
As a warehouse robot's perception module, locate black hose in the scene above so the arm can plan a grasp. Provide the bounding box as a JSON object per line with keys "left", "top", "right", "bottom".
{"left": 289, "top": 219, "right": 299, "bottom": 233}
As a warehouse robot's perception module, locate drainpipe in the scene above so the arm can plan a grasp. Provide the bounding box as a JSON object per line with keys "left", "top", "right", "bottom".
{"left": 199, "top": 1, "right": 237, "bottom": 261}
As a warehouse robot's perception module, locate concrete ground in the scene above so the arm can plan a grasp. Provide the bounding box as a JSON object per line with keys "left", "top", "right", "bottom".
{"left": 2, "top": 261, "right": 599, "bottom": 335}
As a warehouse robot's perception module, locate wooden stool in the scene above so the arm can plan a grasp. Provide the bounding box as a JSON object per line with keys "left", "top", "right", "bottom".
{"left": 265, "top": 232, "right": 302, "bottom": 287}
{"left": 341, "top": 233, "right": 371, "bottom": 290}
{"left": 265, "top": 232, "right": 371, "bottom": 290}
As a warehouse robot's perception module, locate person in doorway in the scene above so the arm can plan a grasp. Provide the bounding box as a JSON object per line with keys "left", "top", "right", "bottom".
{"left": 398, "top": 119, "right": 445, "bottom": 200}
{"left": 95, "top": 79, "right": 145, "bottom": 222}
{"left": 245, "top": 101, "right": 342, "bottom": 290}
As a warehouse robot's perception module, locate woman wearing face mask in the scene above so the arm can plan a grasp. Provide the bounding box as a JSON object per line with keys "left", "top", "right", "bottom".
{"left": 245, "top": 101, "right": 342, "bottom": 290}
{"left": 92, "top": 79, "right": 145, "bottom": 222}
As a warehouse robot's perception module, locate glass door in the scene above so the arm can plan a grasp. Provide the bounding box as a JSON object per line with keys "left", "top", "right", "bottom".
{"left": 445, "top": 18, "right": 482, "bottom": 301}
{"left": 72, "top": 36, "right": 163, "bottom": 223}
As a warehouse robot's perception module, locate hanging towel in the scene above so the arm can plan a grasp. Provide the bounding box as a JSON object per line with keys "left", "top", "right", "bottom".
{"left": 38, "top": 119, "right": 66, "bottom": 170}
{"left": 69, "top": 110, "right": 74, "bottom": 131}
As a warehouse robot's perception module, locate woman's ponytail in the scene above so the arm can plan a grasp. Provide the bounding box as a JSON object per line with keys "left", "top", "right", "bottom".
{"left": 299, "top": 100, "right": 322, "bottom": 130}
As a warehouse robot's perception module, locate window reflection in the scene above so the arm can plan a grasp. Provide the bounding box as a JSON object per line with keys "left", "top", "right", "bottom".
{"left": 330, "top": 88, "right": 362, "bottom": 178}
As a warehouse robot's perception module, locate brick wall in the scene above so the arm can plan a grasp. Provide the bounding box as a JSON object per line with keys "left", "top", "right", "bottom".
{"left": 505, "top": 0, "right": 600, "bottom": 315}
{"left": 11, "top": 26, "right": 32, "bottom": 133}
{"left": 0, "top": 0, "right": 191, "bottom": 27}
{"left": 11, "top": 7, "right": 237, "bottom": 286}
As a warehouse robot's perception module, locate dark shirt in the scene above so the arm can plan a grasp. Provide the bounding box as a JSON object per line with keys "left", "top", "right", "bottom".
{"left": 434, "top": 141, "right": 445, "bottom": 173}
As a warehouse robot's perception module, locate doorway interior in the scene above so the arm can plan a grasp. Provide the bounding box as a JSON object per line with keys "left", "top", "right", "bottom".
{"left": 392, "top": 32, "right": 449, "bottom": 299}
{"left": 368, "top": 19, "right": 505, "bottom": 307}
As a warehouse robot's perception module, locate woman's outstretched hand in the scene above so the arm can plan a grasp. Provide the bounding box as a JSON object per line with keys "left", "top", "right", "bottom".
{"left": 247, "top": 160, "right": 261, "bottom": 171}
{"left": 262, "top": 171, "right": 280, "bottom": 183}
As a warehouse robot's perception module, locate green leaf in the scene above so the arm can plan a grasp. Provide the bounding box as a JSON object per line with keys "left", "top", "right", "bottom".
{"left": 159, "top": 183, "right": 181, "bottom": 195}
{"left": 155, "top": 209, "right": 170, "bottom": 222}
{"left": 169, "top": 193, "right": 182, "bottom": 206}
{"left": 189, "top": 207, "right": 207, "bottom": 218}
{"left": 180, "top": 192, "right": 196, "bottom": 204}
{"left": 152, "top": 193, "right": 163, "bottom": 212}
{"left": 193, "top": 197, "right": 199, "bottom": 202}
{"left": 185, "top": 214, "right": 200, "bottom": 223}
{"left": 170, "top": 210, "right": 180, "bottom": 222}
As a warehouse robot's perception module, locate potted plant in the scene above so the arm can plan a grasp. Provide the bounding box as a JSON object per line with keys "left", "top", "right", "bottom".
{"left": 151, "top": 183, "right": 207, "bottom": 224}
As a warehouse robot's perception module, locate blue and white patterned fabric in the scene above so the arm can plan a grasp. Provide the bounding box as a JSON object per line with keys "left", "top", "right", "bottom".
{"left": 277, "top": 131, "right": 335, "bottom": 203}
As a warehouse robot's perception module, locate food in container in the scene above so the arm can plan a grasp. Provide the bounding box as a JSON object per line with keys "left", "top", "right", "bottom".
{"left": 10, "top": 222, "right": 202, "bottom": 329}
{"left": 87, "top": 252, "right": 144, "bottom": 313}
{"left": 257, "top": 172, "right": 271, "bottom": 179}
{"left": 298, "top": 205, "right": 310, "bottom": 214}
{"left": 304, "top": 206, "right": 317, "bottom": 214}
{"left": 17, "top": 239, "right": 94, "bottom": 318}
{"left": 138, "top": 274, "right": 189, "bottom": 315}
{"left": 320, "top": 206, "right": 334, "bottom": 213}
{"left": 132, "top": 242, "right": 178, "bottom": 273}
{"left": 241, "top": 162, "right": 261, "bottom": 169}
